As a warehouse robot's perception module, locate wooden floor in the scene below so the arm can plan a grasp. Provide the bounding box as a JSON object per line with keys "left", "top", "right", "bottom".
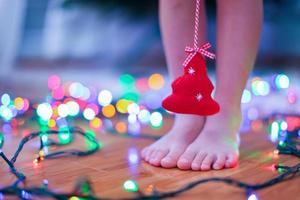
{"left": 1, "top": 118, "right": 300, "bottom": 200}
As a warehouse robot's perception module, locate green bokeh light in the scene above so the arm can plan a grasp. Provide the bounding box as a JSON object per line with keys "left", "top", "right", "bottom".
{"left": 121, "top": 92, "right": 139, "bottom": 102}
{"left": 123, "top": 180, "right": 139, "bottom": 193}
{"left": 0, "top": 133, "right": 4, "bottom": 148}
{"left": 38, "top": 118, "right": 49, "bottom": 126}
{"left": 119, "top": 74, "right": 135, "bottom": 88}
{"left": 251, "top": 80, "right": 270, "bottom": 96}
{"left": 1, "top": 93, "right": 11, "bottom": 106}
{"left": 275, "top": 74, "right": 290, "bottom": 89}
{"left": 85, "top": 130, "right": 101, "bottom": 150}
{"left": 58, "top": 127, "right": 72, "bottom": 144}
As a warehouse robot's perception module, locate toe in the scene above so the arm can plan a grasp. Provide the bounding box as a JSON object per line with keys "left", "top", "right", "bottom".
{"left": 201, "top": 155, "right": 215, "bottom": 171}
{"left": 177, "top": 148, "right": 197, "bottom": 170}
{"left": 191, "top": 153, "right": 207, "bottom": 171}
{"left": 161, "top": 149, "right": 184, "bottom": 168}
{"left": 213, "top": 154, "right": 226, "bottom": 170}
{"left": 149, "top": 149, "right": 169, "bottom": 166}
{"left": 225, "top": 154, "right": 238, "bottom": 168}
{"left": 149, "top": 150, "right": 159, "bottom": 162}
{"left": 141, "top": 147, "right": 149, "bottom": 159}
{"left": 145, "top": 149, "right": 155, "bottom": 162}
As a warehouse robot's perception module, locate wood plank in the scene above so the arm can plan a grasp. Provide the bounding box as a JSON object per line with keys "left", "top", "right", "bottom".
{"left": 0, "top": 119, "right": 299, "bottom": 200}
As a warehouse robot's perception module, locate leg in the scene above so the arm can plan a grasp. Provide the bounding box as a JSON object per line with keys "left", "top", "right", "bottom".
{"left": 177, "top": 0, "right": 263, "bottom": 170}
{"left": 141, "top": 0, "right": 207, "bottom": 168}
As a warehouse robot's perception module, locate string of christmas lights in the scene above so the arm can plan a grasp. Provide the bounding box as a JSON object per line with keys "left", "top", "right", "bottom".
{"left": 0, "top": 127, "right": 99, "bottom": 191}
{"left": 0, "top": 72, "right": 299, "bottom": 199}
{"left": 0, "top": 122, "right": 299, "bottom": 200}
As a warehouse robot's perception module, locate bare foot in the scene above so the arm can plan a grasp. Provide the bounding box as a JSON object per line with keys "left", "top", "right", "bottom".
{"left": 141, "top": 114, "right": 205, "bottom": 168}
{"left": 177, "top": 108, "right": 241, "bottom": 170}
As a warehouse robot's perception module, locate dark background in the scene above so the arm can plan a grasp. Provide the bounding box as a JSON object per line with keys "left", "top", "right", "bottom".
{"left": 0, "top": 0, "right": 299, "bottom": 98}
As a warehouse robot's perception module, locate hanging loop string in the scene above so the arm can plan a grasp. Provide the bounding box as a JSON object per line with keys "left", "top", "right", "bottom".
{"left": 182, "top": 0, "right": 215, "bottom": 67}
{"left": 193, "top": 0, "right": 201, "bottom": 49}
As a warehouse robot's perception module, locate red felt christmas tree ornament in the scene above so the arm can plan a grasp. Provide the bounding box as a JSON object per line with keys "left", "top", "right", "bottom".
{"left": 162, "top": 0, "right": 220, "bottom": 116}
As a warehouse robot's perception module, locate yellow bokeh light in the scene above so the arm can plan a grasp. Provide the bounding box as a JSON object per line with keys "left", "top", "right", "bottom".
{"left": 90, "top": 117, "right": 102, "bottom": 129}
{"left": 116, "top": 99, "right": 131, "bottom": 113}
{"left": 69, "top": 197, "right": 80, "bottom": 200}
{"left": 102, "top": 104, "right": 116, "bottom": 118}
{"left": 148, "top": 73, "right": 164, "bottom": 90}
{"left": 14, "top": 97, "right": 24, "bottom": 110}
{"left": 48, "top": 119, "right": 56, "bottom": 128}
{"left": 115, "top": 121, "right": 127, "bottom": 134}
{"left": 52, "top": 106, "right": 59, "bottom": 118}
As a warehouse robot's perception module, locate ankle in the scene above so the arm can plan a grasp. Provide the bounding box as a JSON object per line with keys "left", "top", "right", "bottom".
{"left": 173, "top": 114, "right": 205, "bottom": 128}
{"left": 214, "top": 93, "right": 242, "bottom": 114}
{"left": 203, "top": 108, "right": 242, "bottom": 135}
{"left": 215, "top": 99, "right": 241, "bottom": 117}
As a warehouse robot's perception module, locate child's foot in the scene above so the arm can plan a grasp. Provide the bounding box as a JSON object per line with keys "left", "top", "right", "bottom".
{"left": 177, "top": 109, "right": 241, "bottom": 170}
{"left": 141, "top": 114, "right": 205, "bottom": 168}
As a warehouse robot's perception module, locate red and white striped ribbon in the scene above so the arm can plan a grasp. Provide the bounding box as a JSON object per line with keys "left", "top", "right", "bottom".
{"left": 193, "top": 0, "right": 201, "bottom": 49}
{"left": 183, "top": 43, "right": 216, "bottom": 67}
{"left": 182, "top": 0, "right": 215, "bottom": 67}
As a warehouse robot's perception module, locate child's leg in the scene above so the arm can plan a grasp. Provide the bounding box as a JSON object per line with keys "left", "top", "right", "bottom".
{"left": 177, "top": 0, "right": 263, "bottom": 170}
{"left": 141, "top": 0, "right": 207, "bottom": 168}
